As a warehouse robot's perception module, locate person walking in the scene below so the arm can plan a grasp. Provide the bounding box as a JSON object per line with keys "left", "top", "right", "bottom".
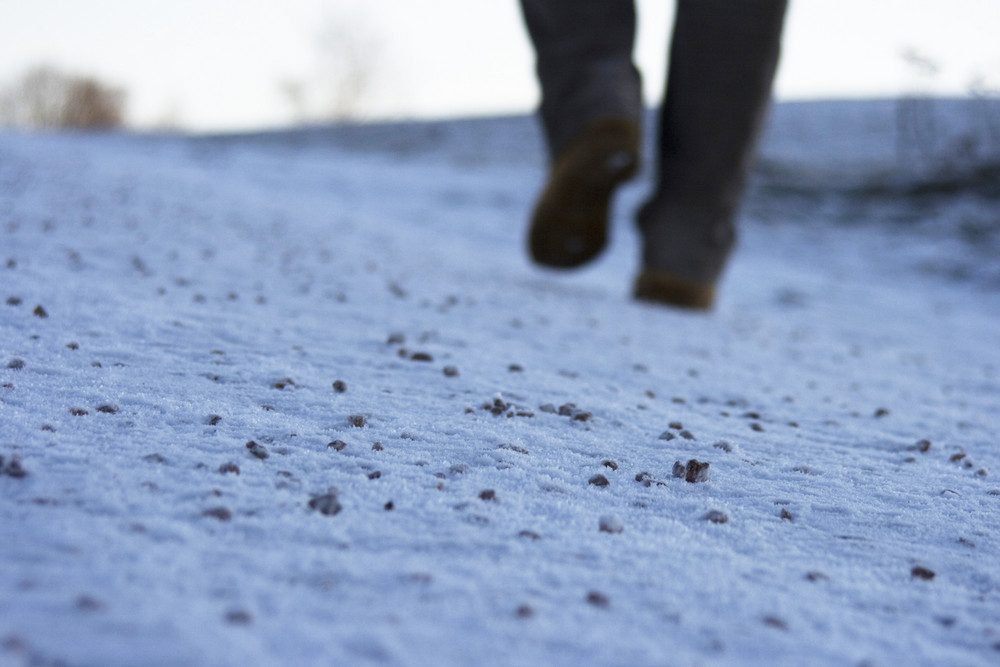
{"left": 521, "top": 0, "right": 788, "bottom": 309}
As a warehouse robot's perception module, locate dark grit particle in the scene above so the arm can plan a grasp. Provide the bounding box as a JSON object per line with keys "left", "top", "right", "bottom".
{"left": 332, "top": 380, "right": 347, "bottom": 393}
{"left": 2, "top": 456, "right": 27, "bottom": 479}
{"left": 308, "top": 492, "right": 342, "bottom": 516}
{"left": 206, "top": 415, "right": 223, "bottom": 426}
{"left": 442, "top": 365, "right": 459, "bottom": 377}
{"left": 203, "top": 507, "right": 232, "bottom": 521}
{"left": 410, "top": 352, "right": 434, "bottom": 362}
{"left": 586, "top": 591, "right": 610, "bottom": 608}
{"left": 781, "top": 508, "right": 794, "bottom": 521}
{"left": 328, "top": 440, "right": 347, "bottom": 452}
{"left": 33, "top": 305, "right": 48, "bottom": 318}
{"left": 588, "top": 474, "right": 610, "bottom": 487}
{"left": 602, "top": 460, "right": 618, "bottom": 471}
{"left": 96, "top": 404, "right": 119, "bottom": 414}
{"left": 6, "top": 359, "right": 24, "bottom": 370}
{"left": 599, "top": 515, "right": 624, "bottom": 534}
{"left": 703, "top": 510, "right": 728, "bottom": 524}
{"left": 367, "top": 471, "right": 382, "bottom": 480}
{"left": 218, "top": 462, "right": 240, "bottom": 475}
{"left": 674, "top": 459, "right": 711, "bottom": 483}
{"left": 75, "top": 595, "right": 105, "bottom": 612}
{"left": 246, "top": 441, "right": 269, "bottom": 459}
{"left": 516, "top": 604, "right": 534, "bottom": 619}
{"left": 484, "top": 398, "right": 509, "bottom": 416}
{"left": 225, "top": 610, "right": 253, "bottom": 625}
{"left": 479, "top": 489, "right": 496, "bottom": 501}
{"left": 763, "top": 616, "right": 788, "bottom": 630}
{"left": 348, "top": 415, "right": 367, "bottom": 427}
{"left": 911, "top": 566, "right": 936, "bottom": 581}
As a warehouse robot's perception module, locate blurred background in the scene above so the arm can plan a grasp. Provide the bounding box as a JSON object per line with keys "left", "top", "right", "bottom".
{"left": 1, "top": 0, "right": 998, "bottom": 132}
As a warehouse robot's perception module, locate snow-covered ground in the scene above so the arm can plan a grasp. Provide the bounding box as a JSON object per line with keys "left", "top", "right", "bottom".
{"left": 2, "top": 98, "right": 999, "bottom": 666}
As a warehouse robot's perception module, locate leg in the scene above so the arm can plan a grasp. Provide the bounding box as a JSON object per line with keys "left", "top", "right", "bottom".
{"left": 520, "top": 0, "right": 643, "bottom": 268}
{"left": 635, "top": 0, "right": 788, "bottom": 308}
{"left": 520, "top": 0, "right": 642, "bottom": 156}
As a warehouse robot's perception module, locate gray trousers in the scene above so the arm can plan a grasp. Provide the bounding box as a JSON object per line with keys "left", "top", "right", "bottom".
{"left": 521, "top": 0, "right": 788, "bottom": 283}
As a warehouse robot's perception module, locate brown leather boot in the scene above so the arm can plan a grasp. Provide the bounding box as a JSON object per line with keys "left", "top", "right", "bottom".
{"left": 633, "top": 268, "right": 716, "bottom": 310}
{"left": 528, "top": 117, "right": 640, "bottom": 268}
{"left": 631, "top": 198, "right": 736, "bottom": 311}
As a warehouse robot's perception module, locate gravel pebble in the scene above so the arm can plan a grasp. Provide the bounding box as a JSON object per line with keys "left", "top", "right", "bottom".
{"left": 308, "top": 492, "right": 342, "bottom": 516}
{"left": 586, "top": 591, "right": 610, "bottom": 608}
{"left": 599, "top": 514, "right": 624, "bottom": 534}
{"left": 246, "top": 441, "right": 269, "bottom": 459}
{"left": 225, "top": 610, "right": 253, "bottom": 625}
{"left": 588, "top": 474, "right": 610, "bottom": 487}
{"left": 703, "top": 510, "right": 729, "bottom": 524}
{"left": 674, "top": 459, "right": 711, "bottom": 483}
{"left": 203, "top": 507, "right": 232, "bottom": 521}
{"left": 2, "top": 456, "right": 27, "bottom": 479}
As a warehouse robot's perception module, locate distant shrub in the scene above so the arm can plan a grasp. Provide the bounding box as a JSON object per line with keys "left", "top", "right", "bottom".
{"left": 0, "top": 65, "right": 126, "bottom": 130}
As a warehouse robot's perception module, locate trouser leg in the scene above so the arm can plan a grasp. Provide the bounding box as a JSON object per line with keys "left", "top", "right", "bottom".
{"left": 519, "top": 0, "right": 643, "bottom": 157}
{"left": 639, "top": 0, "right": 788, "bottom": 285}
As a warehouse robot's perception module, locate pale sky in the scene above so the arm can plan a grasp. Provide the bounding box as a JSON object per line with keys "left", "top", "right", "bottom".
{"left": 1, "top": 0, "right": 998, "bottom": 131}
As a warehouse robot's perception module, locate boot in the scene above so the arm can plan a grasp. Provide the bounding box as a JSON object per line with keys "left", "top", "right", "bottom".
{"left": 528, "top": 117, "right": 640, "bottom": 268}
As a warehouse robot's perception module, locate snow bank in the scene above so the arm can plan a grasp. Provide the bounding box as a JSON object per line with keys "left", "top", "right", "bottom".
{"left": 2, "top": 99, "right": 999, "bottom": 666}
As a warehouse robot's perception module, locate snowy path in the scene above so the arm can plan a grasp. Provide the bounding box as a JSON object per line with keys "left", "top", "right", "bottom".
{"left": 2, "top": 105, "right": 1000, "bottom": 666}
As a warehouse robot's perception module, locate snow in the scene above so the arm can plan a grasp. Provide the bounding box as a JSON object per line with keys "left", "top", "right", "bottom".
{"left": 2, "top": 98, "right": 1000, "bottom": 666}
